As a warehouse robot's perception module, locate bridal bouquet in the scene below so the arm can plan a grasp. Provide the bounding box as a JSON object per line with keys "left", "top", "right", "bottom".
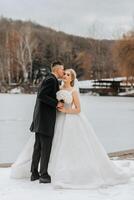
{"left": 56, "top": 90, "right": 72, "bottom": 104}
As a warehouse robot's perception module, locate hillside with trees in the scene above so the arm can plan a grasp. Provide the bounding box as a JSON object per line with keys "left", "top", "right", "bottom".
{"left": 0, "top": 17, "right": 133, "bottom": 92}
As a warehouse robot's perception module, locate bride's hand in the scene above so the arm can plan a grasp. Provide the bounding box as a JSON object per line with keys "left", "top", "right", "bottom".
{"left": 58, "top": 107, "right": 66, "bottom": 113}
{"left": 57, "top": 102, "right": 64, "bottom": 109}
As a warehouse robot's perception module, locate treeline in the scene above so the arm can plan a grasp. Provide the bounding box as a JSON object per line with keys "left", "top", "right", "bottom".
{"left": 0, "top": 17, "right": 133, "bottom": 89}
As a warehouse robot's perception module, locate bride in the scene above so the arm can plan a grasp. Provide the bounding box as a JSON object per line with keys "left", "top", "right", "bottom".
{"left": 11, "top": 69, "right": 133, "bottom": 189}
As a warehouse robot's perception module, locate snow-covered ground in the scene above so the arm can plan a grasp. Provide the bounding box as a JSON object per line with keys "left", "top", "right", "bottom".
{"left": 118, "top": 89, "right": 134, "bottom": 96}
{"left": 0, "top": 94, "right": 134, "bottom": 200}
{"left": 0, "top": 161, "right": 134, "bottom": 200}
{"left": 0, "top": 94, "right": 134, "bottom": 163}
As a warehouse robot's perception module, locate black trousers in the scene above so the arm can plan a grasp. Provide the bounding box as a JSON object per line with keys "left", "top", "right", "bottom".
{"left": 31, "top": 133, "right": 53, "bottom": 178}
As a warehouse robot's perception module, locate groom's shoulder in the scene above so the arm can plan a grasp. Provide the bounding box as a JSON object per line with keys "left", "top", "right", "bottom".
{"left": 46, "top": 73, "right": 56, "bottom": 81}
{"left": 42, "top": 73, "right": 56, "bottom": 84}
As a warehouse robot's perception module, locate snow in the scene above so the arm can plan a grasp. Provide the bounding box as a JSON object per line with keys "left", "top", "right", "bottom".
{"left": 8, "top": 87, "right": 22, "bottom": 94}
{"left": 0, "top": 93, "right": 134, "bottom": 199}
{"left": 0, "top": 162, "right": 134, "bottom": 200}
{"left": 0, "top": 94, "right": 134, "bottom": 163}
{"left": 118, "top": 89, "right": 134, "bottom": 96}
{"left": 78, "top": 80, "right": 94, "bottom": 88}
{"left": 99, "top": 77, "right": 127, "bottom": 81}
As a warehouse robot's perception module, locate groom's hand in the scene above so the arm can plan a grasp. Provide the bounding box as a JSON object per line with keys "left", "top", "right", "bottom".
{"left": 57, "top": 102, "right": 64, "bottom": 109}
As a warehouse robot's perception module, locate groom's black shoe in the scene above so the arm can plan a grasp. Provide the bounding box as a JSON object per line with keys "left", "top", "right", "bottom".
{"left": 39, "top": 176, "right": 51, "bottom": 184}
{"left": 30, "top": 172, "right": 40, "bottom": 181}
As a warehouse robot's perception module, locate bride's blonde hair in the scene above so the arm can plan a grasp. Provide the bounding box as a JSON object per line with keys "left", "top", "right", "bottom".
{"left": 66, "top": 69, "right": 76, "bottom": 87}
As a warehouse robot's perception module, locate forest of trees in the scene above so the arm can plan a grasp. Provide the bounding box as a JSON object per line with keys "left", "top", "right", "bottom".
{"left": 0, "top": 17, "right": 133, "bottom": 92}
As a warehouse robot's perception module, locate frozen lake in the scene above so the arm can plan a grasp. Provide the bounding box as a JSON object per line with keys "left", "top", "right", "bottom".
{"left": 0, "top": 94, "right": 134, "bottom": 163}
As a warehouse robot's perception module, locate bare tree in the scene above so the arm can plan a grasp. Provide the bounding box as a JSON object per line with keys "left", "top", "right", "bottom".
{"left": 112, "top": 32, "right": 134, "bottom": 87}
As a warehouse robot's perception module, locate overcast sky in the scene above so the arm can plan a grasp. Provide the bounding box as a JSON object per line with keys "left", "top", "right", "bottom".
{"left": 0, "top": 0, "right": 134, "bottom": 39}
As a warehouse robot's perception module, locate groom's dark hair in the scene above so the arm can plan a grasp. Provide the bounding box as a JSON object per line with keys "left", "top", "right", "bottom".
{"left": 51, "top": 60, "right": 63, "bottom": 69}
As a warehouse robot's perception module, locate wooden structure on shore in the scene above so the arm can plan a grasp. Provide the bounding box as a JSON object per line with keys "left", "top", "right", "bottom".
{"left": 80, "top": 79, "right": 132, "bottom": 96}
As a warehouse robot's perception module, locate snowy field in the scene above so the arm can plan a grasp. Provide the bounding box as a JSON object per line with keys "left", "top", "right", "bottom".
{"left": 0, "top": 94, "right": 134, "bottom": 200}
{"left": 0, "top": 161, "right": 134, "bottom": 200}
{"left": 0, "top": 94, "right": 134, "bottom": 163}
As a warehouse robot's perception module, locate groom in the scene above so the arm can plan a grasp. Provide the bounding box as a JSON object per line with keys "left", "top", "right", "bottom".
{"left": 30, "top": 61, "right": 64, "bottom": 183}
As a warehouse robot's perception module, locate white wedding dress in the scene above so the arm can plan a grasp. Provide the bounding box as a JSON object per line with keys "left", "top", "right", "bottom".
{"left": 11, "top": 89, "right": 133, "bottom": 189}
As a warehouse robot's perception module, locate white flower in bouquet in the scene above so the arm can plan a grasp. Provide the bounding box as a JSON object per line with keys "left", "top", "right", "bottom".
{"left": 56, "top": 90, "right": 72, "bottom": 104}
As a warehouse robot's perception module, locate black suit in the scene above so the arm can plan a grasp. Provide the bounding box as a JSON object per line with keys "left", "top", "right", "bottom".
{"left": 30, "top": 73, "right": 59, "bottom": 178}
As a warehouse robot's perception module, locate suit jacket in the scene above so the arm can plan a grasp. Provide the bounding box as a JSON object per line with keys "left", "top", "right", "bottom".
{"left": 30, "top": 73, "right": 59, "bottom": 137}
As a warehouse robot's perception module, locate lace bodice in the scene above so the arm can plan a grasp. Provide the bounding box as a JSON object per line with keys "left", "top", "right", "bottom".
{"left": 63, "top": 90, "right": 73, "bottom": 109}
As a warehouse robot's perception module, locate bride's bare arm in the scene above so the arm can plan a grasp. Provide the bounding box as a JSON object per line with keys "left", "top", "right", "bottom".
{"left": 58, "top": 90, "right": 81, "bottom": 114}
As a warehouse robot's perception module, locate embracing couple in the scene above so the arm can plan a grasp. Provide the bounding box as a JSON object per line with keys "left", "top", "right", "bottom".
{"left": 11, "top": 61, "right": 132, "bottom": 189}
